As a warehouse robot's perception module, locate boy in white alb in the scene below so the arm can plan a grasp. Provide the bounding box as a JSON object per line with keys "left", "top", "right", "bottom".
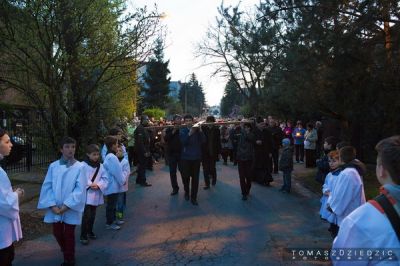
{"left": 332, "top": 136, "right": 400, "bottom": 265}
{"left": 0, "top": 128, "right": 24, "bottom": 266}
{"left": 101, "top": 127, "right": 128, "bottom": 162}
{"left": 327, "top": 146, "right": 366, "bottom": 230}
{"left": 80, "top": 144, "right": 108, "bottom": 245}
{"left": 102, "top": 136, "right": 126, "bottom": 230}
{"left": 37, "top": 137, "right": 86, "bottom": 266}
{"left": 116, "top": 145, "right": 130, "bottom": 224}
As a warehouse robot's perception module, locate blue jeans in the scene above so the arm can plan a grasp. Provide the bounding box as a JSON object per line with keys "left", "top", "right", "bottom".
{"left": 282, "top": 170, "right": 292, "bottom": 192}
{"left": 116, "top": 192, "right": 126, "bottom": 219}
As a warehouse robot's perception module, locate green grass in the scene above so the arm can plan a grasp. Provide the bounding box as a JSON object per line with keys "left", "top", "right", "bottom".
{"left": 294, "top": 165, "right": 380, "bottom": 200}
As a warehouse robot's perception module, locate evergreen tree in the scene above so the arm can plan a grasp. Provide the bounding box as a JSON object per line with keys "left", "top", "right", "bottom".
{"left": 141, "top": 38, "right": 171, "bottom": 109}
{"left": 178, "top": 73, "right": 206, "bottom": 116}
{"left": 220, "top": 78, "right": 245, "bottom": 117}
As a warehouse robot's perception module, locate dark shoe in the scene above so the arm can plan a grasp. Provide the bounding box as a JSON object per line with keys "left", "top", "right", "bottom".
{"left": 203, "top": 186, "right": 210, "bottom": 190}
{"left": 80, "top": 236, "right": 88, "bottom": 245}
{"left": 234, "top": 162, "right": 238, "bottom": 166}
{"left": 212, "top": 180, "right": 216, "bottom": 186}
{"left": 61, "top": 262, "right": 75, "bottom": 266}
{"left": 184, "top": 193, "right": 189, "bottom": 201}
{"left": 170, "top": 190, "right": 179, "bottom": 195}
{"left": 88, "top": 232, "right": 97, "bottom": 239}
{"left": 191, "top": 199, "right": 198, "bottom": 205}
{"left": 140, "top": 182, "right": 152, "bottom": 187}
{"left": 242, "top": 195, "right": 248, "bottom": 201}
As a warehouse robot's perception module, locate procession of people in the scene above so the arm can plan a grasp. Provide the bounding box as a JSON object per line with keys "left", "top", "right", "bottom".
{"left": 1, "top": 113, "right": 399, "bottom": 266}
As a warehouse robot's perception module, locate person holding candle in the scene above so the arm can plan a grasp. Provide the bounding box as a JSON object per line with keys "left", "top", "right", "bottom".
{"left": 292, "top": 121, "right": 306, "bottom": 163}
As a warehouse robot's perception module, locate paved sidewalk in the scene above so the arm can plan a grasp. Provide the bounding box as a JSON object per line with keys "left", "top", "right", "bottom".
{"left": 14, "top": 162, "right": 332, "bottom": 266}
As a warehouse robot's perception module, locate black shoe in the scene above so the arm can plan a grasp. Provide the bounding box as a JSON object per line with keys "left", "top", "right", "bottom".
{"left": 184, "top": 193, "right": 189, "bottom": 201}
{"left": 88, "top": 232, "right": 97, "bottom": 239}
{"left": 242, "top": 195, "right": 248, "bottom": 201}
{"left": 170, "top": 190, "right": 179, "bottom": 195}
{"left": 80, "top": 236, "right": 89, "bottom": 245}
{"left": 61, "top": 261, "right": 75, "bottom": 266}
{"left": 140, "top": 182, "right": 152, "bottom": 187}
{"left": 203, "top": 186, "right": 210, "bottom": 190}
{"left": 191, "top": 199, "right": 198, "bottom": 205}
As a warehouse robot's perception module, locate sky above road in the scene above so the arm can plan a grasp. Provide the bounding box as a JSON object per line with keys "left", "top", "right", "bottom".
{"left": 128, "top": 0, "right": 260, "bottom": 106}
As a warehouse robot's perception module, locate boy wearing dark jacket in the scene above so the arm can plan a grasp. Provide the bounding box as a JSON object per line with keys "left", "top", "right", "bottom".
{"left": 279, "top": 138, "right": 293, "bottom": 193}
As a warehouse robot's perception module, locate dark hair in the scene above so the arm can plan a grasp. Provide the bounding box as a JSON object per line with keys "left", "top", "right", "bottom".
{"left": 86, "top": 144, "right": 100, "bottom": 154}
{"left": 339, "top": 146, "right": 356, "bottom": 163}
{"left": 59, "top": 136, "right": 76, "bottom": 148}
{"left": 243, "top": 123, "right": 252, "bottom": 129}
{"left": 307, "top": 123, "right": 314, "bottom": 129}
{"left": 173, "top": 114, "right": 182, "bottom": 121}
{"left": 140, "top": 115, "right": 149, "bottom": 122}
{"left": 375, "top": 136, "right": 400, "bottom": 184}
{"left": 256, "top": 116, "right": 264, "bottom": 124}
{"left": 0, "top": 128, "right": 7, "bottom": 139}
{"left": 183, "top": 114, "right": 193, "bottom": 121}
{"left": 324, "top": 136, "right": 340, "bottom": 150}
{"left": 104, "top": 136, "right": 118, "bottom": 151}
{"left": 109, "top": 127, "right": 122, "bottom": 136}
{"left": 328, "top": 150, "right": 339, "bottom": 160}
{"left": 206, "top": 115, "right": 215, "bottom": 123}
{"left": 337, "top": 141, "right": 351, "bottom": 150}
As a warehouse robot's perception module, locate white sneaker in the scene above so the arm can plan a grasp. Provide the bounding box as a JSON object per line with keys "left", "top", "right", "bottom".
{"left": 115, "top": 219, "right": 125, "bottom": 225}
{"left": 106, "top": 223, "right": 121, "bottom": 230}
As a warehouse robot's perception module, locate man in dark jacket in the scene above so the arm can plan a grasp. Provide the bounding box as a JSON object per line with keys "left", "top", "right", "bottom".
{"left": 164, "top": 115, "right": 183, "bottom": 195}
{"left": 134, "top": 115, "right": 152, "bottom": 187}
{"left": 179, "top": 114, "right": 206, "bottom": 205}
{"left": 236, "top": 122, "right": 255, "bottom": 200}
{"left": 201, "top": 116, "right": 221, "bottom": 189}
{"left": 268, "top": 120, "right": 284, "bottom": 174}
{"left": 253, "top": 118, "right": 273, "bottom": 186}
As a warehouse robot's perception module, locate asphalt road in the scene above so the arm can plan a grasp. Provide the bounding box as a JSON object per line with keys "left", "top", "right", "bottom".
{"left": 14, "top": 161, "right": 332, "bottom": 266}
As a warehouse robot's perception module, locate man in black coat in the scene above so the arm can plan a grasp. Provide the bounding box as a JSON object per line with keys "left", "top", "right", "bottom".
{"left": 164, "top": 115, "right": 183, "bottom": 195}
{"left": 201, "top": 116, "right": 221, "bottom": 189}
{"left": 268, "top": 120, "right": 284, "bottom": 174}
{"left": 134, "top": 115, "right": 152, "bottom": 187}
{"left": 253, "top": 118, "right": 273, "bottom": 186}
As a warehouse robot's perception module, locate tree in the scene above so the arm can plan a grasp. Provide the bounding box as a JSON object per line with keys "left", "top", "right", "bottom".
{"left": 178, "top": 73, "right": 206, "bottom": 116}
{"left": 140, "top": 37, "right": 171, "bottom": 110}
{"left": 220, "top": 78, "right": 245, "bottom": 117}
{"left": 0, "top": 0, "right": 163, "bottom": 152}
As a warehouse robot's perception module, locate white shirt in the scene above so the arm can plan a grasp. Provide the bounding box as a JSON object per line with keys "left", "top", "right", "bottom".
{"left": 82, "top": 162, "right": 108, "bottom": 206}
{"left": 37, "top": 160, "right": 86, "bottom": 225}
{"left": 0, "top": 167, "right": 22, "bottom": 249}
{"left": 332, "top": 203, "right": 400, "bottom": 265}
{"left": 101, "top": 144, "right": 128, "bottom": 162}
{"left": 327, "top": 168, "right": 366, "bottom": 226}
{"left": 103, "top": 153, "right": 125, "bottom": 195}
{"left": 120, "top": 158, "right": 130, "bottom": 193}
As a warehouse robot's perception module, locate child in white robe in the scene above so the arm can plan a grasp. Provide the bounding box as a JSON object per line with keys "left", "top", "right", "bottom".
{"left": 116, "top": 145, "right": 130, "bottom": 223}
{"left": 0, "top": 129, "right": 24, "bottom": 266}
{"left": 101, "top": 127, "right": 128, "bottom": 162}
{"left": 103, "top": 136, "right": 125, "bottom": 230}
{"left": 80, "top": 144, "right": 108, "bottom": 245}
{"left": 332, "top": 136, "right": 400, "bottom": 265}
{"left": 37, "top": 137, "right": 86, "bottom": 266}
{"left": 327, "top": 146, "right": 366, "bottom": 237}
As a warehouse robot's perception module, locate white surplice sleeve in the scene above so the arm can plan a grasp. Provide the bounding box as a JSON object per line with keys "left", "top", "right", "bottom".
{"left": 63, "top": 166, "right": 86, "bottom": 212}
{"left": 96, "top": 165, "right": 109, "bottom": 193}
{"left": 37, "top": 164, "right": 57, "bottom": 209}
{"left": 0, "top": 172, "right": 19, "bottom": 220}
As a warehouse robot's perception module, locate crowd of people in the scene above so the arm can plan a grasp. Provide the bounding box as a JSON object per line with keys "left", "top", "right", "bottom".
{"left": 0, "top": 113, "right": 399, "bottom": 265}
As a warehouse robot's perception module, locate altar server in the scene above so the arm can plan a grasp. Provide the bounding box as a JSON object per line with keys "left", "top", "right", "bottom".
{"left": 37, "top": 137, "right": 86, "bottom": 266}
{"left": 0, "top": 128, "right": 24, "bottom": 266}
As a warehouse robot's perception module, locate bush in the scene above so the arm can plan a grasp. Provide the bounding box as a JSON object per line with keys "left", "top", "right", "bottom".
{"left": 142, "top": 108, "right": 166, "bottom": 120}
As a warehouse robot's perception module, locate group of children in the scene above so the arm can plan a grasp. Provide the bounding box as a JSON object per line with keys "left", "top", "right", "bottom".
{"left": 37, "top": 136, "right": 130, "bottom": 266}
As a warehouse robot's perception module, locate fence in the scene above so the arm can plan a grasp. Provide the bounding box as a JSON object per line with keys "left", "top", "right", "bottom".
{"left": 0, "top": 107, "right": 57, "bottom": 173}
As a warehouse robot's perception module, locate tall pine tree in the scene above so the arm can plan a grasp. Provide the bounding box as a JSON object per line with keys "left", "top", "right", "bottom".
{"left": 142, "top": 38, "right": 171, "bottom": 109}
{"left": 179, "top": 73, "right": 205, "bottom": 116}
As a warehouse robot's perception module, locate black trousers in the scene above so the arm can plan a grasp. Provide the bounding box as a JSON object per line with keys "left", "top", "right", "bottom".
{"left": 106, "top": 193, "right": 119, "bottom": 225}
{"left": 180, "top": 159, "right": 201, "bottom": 200}
{"left": 271, "top": 149, "right": 279, "bottom": 173}
{"left": 127, "top": 146, "right": 135, "bottom": 167}
{"left": 168, "top": 153, "right": 182, "bottom": 191}
{"left": 202, "top": 156, "right": 217, "bottom": 186}
{"left": 0, "top": 244, "right": 14, "bottom": 266}
{"left": 136, "top": 155, "right": 149, "bottom": 184}
{"left": 238, "top": 160, "right": 252, "bottom": 195}
{"left": 81, "top": 205, "right": 97, "bottom": 237}
{"left": 305, "top": 149, "right": 316, "bottom": 168}
{"left": 294, "top": 144, "right": 304, "bottom": 162}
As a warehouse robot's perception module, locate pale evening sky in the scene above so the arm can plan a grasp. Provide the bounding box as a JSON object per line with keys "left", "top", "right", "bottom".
{"left": 128, "top": 0, "right": 260, "bottom": 106}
